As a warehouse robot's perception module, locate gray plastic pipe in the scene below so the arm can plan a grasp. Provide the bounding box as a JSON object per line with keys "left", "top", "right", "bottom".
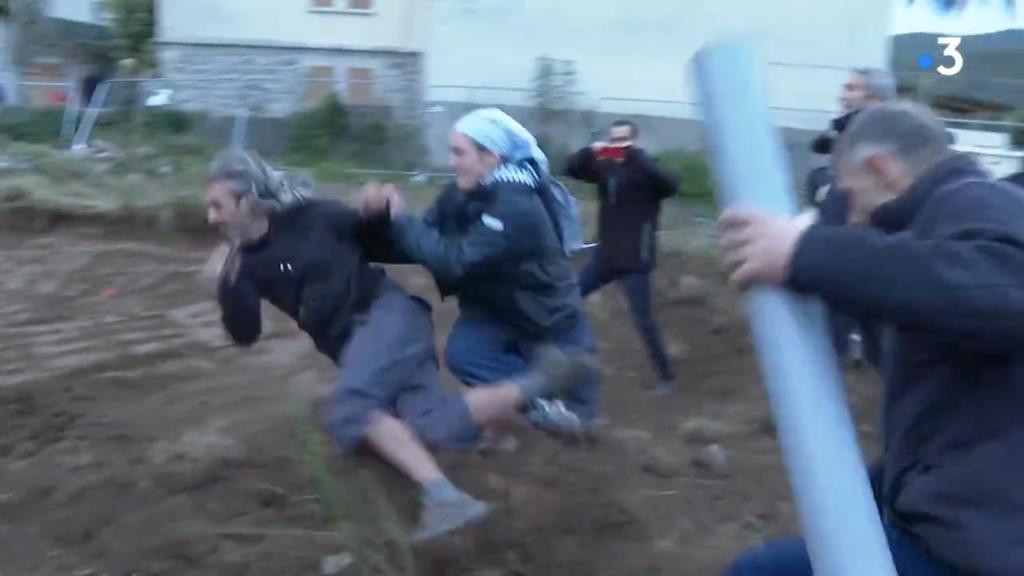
{"left": 691, "top": 39, "right": 898, "bottom": 576}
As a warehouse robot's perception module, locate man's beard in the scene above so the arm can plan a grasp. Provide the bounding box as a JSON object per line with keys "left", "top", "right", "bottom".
{"left": 220, "top": 219, "right": 250, "bottom": 245}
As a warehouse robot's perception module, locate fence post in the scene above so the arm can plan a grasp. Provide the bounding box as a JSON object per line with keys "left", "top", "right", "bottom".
{"left": 71, "top": 80, "right": 112, "bottom": 151}
{"left": 692, "top": 38, "right": 898, "bottom": 576}
{"left": 59, "top": 84, "right": 82, "bottom": 142}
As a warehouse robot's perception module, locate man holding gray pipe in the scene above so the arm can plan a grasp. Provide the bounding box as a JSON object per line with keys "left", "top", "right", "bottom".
{"left": 720, "top": 101, "right": 1024, "bottom": 576}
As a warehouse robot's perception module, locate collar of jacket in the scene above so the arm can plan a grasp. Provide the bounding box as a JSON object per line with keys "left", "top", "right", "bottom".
{"left": 481, "top": 162, "right": 540, "bottom": 189}
{"left": 869, "top": 152, "right": 985, "bottom": 233}
{"left": 831, "top": 109, "right": 861, "bottom": 134}
{"left": 241, "top": 202, "right": 307, "bottom": 252}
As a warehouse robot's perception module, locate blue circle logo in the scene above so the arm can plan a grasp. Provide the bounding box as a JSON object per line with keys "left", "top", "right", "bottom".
{"left": 917, "top": 53, "right": 934, "bottom": 70}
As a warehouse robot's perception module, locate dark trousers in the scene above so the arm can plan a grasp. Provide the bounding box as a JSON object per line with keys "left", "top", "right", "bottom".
{"left": 724, "top": 525, "right": 960, "bottom": 576}
{"left": 578, "top": 256, "right": 675, "bottom": 382}
{"left": 443, "top": 307, "right": 601, "bottom": 421}
{"left": 830, "top": 311, "right": 883, "bottom": 369}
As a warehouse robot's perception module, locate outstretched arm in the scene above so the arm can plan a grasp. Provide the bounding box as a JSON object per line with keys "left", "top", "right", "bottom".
{"left": 389, "top": 187, "right": 543, "bottom": 285}
{"left": 214, "top": 247, "right": 262, "bottom": 346}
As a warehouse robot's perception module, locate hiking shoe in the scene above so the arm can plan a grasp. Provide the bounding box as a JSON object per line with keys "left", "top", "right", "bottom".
{"left": 526, "top": 398, "right": 584, "bottom": 438}
{"left": 410, "top": 493, "right": 490, "bottom": 543}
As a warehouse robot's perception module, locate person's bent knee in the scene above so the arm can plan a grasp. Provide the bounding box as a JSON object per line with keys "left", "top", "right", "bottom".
{"left": 443, "top": 339, "right": 475, "bottom": 384}
{"left": 320, "top": 389, "right": 378, "bottom": 453}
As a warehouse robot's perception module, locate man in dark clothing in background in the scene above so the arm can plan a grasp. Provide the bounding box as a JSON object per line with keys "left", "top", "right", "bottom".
{"left": 809, "top": 68, "right": 897, "bottom": 159}
{"left": 565, "top": 120, "right": 680, "bottom": 396}
{"left": 807, "top": 68, "right": 896, "bottom": 368}
{"left": 720, "top": 101, "right": 1024, "bottom": 576}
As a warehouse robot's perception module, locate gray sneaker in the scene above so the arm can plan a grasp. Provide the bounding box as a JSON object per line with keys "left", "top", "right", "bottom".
{"left": 410, "top": 493, "right": 490, "bottom": 543}
{"left": 526, "top": 398, "right": 584, "bottom": 438}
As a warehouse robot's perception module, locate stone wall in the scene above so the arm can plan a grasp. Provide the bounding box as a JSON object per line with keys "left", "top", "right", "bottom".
{"left": 154, "top": 43, "right": 422, "bottom": 121}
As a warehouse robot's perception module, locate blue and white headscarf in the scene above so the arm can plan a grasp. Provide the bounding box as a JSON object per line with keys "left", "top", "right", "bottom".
{"left": 454, "top": 107, "right": 549, "bottom": 187}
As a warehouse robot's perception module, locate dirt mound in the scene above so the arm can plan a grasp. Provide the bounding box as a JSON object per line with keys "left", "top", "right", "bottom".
{"left": 0, "top": 231, "right": 881, "bottom": 576}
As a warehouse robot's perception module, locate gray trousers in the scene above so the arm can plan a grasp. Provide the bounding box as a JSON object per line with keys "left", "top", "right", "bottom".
{"left": 321, "top": 282, "right": 480, "bottom": 453}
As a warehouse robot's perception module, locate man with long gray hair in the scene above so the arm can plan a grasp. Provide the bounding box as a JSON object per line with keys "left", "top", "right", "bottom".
{"left": 201, "top": 149, "right": 592, "bottom": 542}
{"left": 719, "top": 100, "right": 1024, "bottom": 575}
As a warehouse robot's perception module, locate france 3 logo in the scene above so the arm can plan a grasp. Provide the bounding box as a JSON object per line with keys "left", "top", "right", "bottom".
{"left": 917, "top": 37, "right": 965, "bottom": 77}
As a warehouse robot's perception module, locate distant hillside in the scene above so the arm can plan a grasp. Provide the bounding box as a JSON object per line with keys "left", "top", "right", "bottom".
{"left": 891, "top": 29, "right": 1024, "bottom": 111}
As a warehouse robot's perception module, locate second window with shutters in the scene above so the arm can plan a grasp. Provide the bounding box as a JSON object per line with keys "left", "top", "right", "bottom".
{"left": 347, "top": 68, "right": 374, "bottom": 105}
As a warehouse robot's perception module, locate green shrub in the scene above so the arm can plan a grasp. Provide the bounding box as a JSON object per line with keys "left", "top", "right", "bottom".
{"left": 535, "top": 134, "right": 571, "bottom": 175}
{"left": 144, "top": 108, "right": 194, "bottom": 134}
{"left": 0, "top": 109, "right": 65, "bottom": 144}
{"left": 347, "top": 119, "right": 389, "bottom": 164}
{"left": 654, "top": 148, "right": 715, "bottom": 203}
{"left": 286, "top": 95, "right": 350, "bottom": 160}
{"left": 30, "top": 153, "right": 94, "bottom": 183}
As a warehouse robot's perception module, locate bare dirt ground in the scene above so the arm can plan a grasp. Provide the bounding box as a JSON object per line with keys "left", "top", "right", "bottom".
{"left": 0, "top": 226, "right": 881, "bottom": 576}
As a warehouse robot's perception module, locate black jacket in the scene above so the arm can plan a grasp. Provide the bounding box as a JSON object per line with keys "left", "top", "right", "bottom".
{"left": 789, "top": 154, "right": 1024, "bottom": 576}
{"left": 377, "top": 165, "right": 583, "bottom": 340}
{"left": 810, "top": 110, "right": 860, "bottom": 155}
{"left": 217, "top": 199, "right": 385, "bottom": 361}
{"left": 565, "top": 147, "right": 677, "bottom": 273}
{"left": 804, "top": 165, "right": 833, "bottom": 209}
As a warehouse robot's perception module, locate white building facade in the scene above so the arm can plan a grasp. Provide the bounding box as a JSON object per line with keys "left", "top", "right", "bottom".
{"left": 422, "top": 0, "right": 893, "bottom": 172}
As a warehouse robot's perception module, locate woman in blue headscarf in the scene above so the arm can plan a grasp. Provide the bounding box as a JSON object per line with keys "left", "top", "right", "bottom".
{"left": 360, "top": 107, "right": 601, "bottom": 436}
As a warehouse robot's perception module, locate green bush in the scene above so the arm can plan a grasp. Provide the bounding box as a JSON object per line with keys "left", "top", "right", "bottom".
{"left": 348, "top": 120, "right": 389, "bottom": 163}
{"left": 286, "top": 95, "right": 350, "bottom": 160}
{"left": 535, "top": 134, "right": 571, "bottom": 176}
{"left": 0, "top": 109, "right": 66, "bottom": 144}
{"left": 144, "top": 108, "right": 194, "bottom": 134}
{"left": 654, "top": 148, "right": 715, "bottom": 203}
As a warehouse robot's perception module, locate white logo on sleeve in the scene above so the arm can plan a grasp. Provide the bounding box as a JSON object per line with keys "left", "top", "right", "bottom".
{"left": 480, "top": 213, "right": 505, "bottom": 232}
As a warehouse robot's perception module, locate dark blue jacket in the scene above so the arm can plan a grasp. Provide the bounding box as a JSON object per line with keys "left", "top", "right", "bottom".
{"left": 789, "top": 153, "right": 1024, "bottom": 576}
{"left": 383, "top": 165, "right": 584, "bottom": 340}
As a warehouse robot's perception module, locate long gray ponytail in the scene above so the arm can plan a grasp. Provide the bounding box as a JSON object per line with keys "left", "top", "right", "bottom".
{"left": 207, "top": 149, "right": 312, "bottom": 214}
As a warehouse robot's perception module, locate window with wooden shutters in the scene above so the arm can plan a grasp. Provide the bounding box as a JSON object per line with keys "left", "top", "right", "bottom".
{"left": 347, "top": 68, "right": 374, "bottom": 105}
{"left": 305, "top": 65, "right": 336, "bottom": 108}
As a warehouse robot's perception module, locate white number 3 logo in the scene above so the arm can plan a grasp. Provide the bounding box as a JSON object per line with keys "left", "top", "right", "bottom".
{"left": 936, "top": 37, "right": 964, "bottom": 77}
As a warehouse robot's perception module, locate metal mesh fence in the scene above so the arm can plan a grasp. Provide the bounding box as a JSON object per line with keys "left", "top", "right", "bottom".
{"left": 3, "top": 71, "right": 1022, "bottom": 179}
